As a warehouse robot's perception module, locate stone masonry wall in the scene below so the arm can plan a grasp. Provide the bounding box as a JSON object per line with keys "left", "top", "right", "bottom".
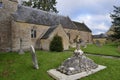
{"left": 0, "top": 0, "right": 18, "bottom": 52}
{"left": 79, "top": 31, "right": 92, "bottom": 43}
{"left": 41, "top": 24, "right": 69, "bottom": 51}
{"left": 64, "top": 29, "right": 79, "bottom": 44}
{"left": 11, "top": 21, "right": 49, "bottom": 51}
{"left": 64, "top": 29, "right": 92, "bottom": 47}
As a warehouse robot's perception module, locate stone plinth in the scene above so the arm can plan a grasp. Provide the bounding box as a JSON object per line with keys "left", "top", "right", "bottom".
{"left": 48, "top": 65, "right": 106, "bottom": 80}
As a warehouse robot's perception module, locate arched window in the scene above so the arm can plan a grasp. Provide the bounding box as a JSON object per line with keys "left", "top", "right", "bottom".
{"left": 31, "top": 29, "right": 36, "bottom": 38}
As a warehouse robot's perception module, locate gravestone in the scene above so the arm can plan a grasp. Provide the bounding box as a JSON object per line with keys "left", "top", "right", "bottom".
{"left": 57, "top": 49, "right": 98, "bottom": 75}
{"left": 19, "top": 38, "right": 24, "bottom": 54}
{"left": 30, "top": 45, "right": 39, "bottom": 69}
{"left": 48, "top": 48, "right": 106, "bottom": 80}
{"left": 80, "top": 42, "right": 87, "bottom": 48}
{"left": 95, "top": 40, "right": 101, "bottom": 47}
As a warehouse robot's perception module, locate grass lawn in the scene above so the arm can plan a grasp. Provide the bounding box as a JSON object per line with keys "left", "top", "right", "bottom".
{"left": 0, "top": 51, "right": 120, "bottom": 80}
{"left": 80, "top": 43, "right": 120, "bottom": 57}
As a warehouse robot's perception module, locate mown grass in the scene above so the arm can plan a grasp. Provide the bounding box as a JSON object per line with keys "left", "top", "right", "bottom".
{"left": 0, "top": 51, "right": 120, "bottom": 80}
{"left": 0, "top": 51, "right": 72, "bottom": 80}
{"left": 70, "top": 43, "right": 120, "bottom": 56}
{"left": 80, "top": 56, "right": 120, "bottom": 80}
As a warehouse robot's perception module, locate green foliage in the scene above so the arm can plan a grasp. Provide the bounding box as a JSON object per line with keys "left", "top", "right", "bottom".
{"left": 110, "top": 27, "right": 120, "bottom": 40}
{"left": 22, "top": 0, "right": 58, "bottom": 13}
{"left": 110, "top": 6, "right": 120, "bottom": 26}
{"left": 50, "top": 35, "right": 63, "bottom": 52}
{"left": 110, "top": 6, "right": 120, "bottom": 42}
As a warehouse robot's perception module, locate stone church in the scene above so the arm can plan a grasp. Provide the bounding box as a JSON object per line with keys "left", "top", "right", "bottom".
{"left": 0, "top": 0, "right": 92, "bottom": 52}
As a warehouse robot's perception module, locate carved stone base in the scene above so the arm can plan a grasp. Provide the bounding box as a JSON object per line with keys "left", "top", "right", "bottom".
{"left": 47, "top": 65, "right": 106, "bottom": 80}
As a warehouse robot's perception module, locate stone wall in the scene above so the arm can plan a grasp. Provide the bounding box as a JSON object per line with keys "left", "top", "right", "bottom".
{"left": 11, "top": 21, "right": 92, "bottom": 51}
{"left": 11, "top": 21, "right": 49, "bottom": 51}
{"left": 64, "top": 29, "right": 92, "bottom": 47}
{"left": 93, "top": 38, "right": 107, "bottom": 44}
{"left": 79, "top": 31, "right": 92, "bottom": 43}
{"left": 0, "top": 0, "right": 18, "bottom": 52}
{"left": 64, "top": 29, "right": 79, "bottom": 44}
{"left": 41, "top": 24, "right": 69, "bottom": 51}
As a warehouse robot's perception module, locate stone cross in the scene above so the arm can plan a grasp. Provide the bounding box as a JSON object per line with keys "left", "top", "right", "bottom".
{"left": 30, "top": 45, "right": 39, "bottom": 69}
{"left": 19, "top": 38, "right": 24, "bottom": 54}
{"left": 76, "top": 36, "right": 82, "bottom": 50}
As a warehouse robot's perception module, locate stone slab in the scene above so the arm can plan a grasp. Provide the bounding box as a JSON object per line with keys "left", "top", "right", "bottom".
{"left": 47, "top": 65, "right": 106, "bottom": 80}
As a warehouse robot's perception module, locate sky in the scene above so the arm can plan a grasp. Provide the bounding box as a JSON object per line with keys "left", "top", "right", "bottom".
{"left": 21, "top": 0, "right": 120, "bottom": 35}
{"left": 56, "top": 0, "right": 120, "bottom": 35}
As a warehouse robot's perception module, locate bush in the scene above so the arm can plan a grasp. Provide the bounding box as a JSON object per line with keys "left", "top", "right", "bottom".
{"left": 50, "top": 35, "right": 63, "bottom": 52}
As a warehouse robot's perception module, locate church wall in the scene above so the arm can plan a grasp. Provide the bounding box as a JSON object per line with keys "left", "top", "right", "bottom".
{"left": 53, "top": 25, "right": 69, "bottom": 50}
{"left": 64, "top": 29, "right": 79, "bottom": 44}
{"left": 11, "top": 21, "right": 49, "bottom": 51}
{"left": 41, "top": 25, "right": 70, "bottom": 51}
{"left": 40, "top": 39, "right": 50, "bottom": 51}
{"left": 64, "top": 29, "right": 92, "bottom": 47}
{"left": 79, "top": 31, "right": 92, "bottom": 43}
{"left": 93, "top": 38, "right": 106, "bottom": 44}
{"left": 0, "top": 0, "right": 18, "bottom": 52}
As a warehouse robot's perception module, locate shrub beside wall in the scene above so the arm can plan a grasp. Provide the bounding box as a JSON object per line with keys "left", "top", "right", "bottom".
{"left": 50, "top": 35, "right": 63, "bottom": 52}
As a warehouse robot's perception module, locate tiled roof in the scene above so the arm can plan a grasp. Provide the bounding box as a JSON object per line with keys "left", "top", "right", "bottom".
{"left": 93, "top": 34, "right": 107, "bottom": 38}
{"left": 73, "top": 21, "right": 92, "bottom": 32}
{"left": 41, "top": 26, "right": 57, "bottom": 39}
{"left": 12, "top": 5, "right": 77, "bottom": 30}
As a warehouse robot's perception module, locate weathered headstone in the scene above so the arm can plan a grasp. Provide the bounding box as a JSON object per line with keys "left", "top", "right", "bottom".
{"left": 30, "top": 45, "right": 39, "bottom": 69}
{"left": 19, "top": 38, "right": 24, "bottom": 54}
{"left": 80, "top": 42, "right": 87, "bottom": 48}
{"left": 95, "top": 40, "right": 101, "bottom": 47}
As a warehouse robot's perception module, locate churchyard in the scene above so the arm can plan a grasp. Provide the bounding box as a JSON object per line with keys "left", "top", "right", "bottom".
{"left": 0, "top": 0, "right": 120, "bottom": 80}
{"left": 82, "top": 43, "right": 120, "bottom": 57}
{"left": 70, "top": 43, "right": 120, "bottom": 57}
{"left": 0, "top": 45, "right": 120, "bottom": 80}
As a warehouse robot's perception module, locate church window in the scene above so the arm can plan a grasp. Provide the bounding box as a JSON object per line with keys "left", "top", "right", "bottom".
{"left": 31, "top": 29, "right": 36, "bottom": 38}
{"left": 0, "top": 1, "right": 3, "bottom": 8}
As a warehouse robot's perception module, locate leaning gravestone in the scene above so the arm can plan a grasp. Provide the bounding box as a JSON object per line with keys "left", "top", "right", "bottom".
{"left": 48, "top": 48, "right": 106, "bottom": 80}
{"left": 19, "top": 38, "right": 24, "bottom": 54}
{"left": 30, "top": 45, "right": 39, "bottom": 69}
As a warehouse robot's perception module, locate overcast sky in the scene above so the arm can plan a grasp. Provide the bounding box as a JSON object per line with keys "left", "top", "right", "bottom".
{"left": 56, "top": 0, "right": 120, "bottom": 35}
{"left": 22, "top": 0, "right": 120, "bottom": 35}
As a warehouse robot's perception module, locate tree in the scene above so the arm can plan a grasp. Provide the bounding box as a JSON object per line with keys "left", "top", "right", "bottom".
{"left": 111, "top": 6, "right": 120, "bottom": 26}
{"left": 110, "top": 27, "right": 120, "bottom": 40}
{"left": 50, "top": 35, "right": 63, "bottom": 52}
{"left": 110, "top": 6, "right": 120, "bottom": 41}
{"left": 22, "top": 0, "right": 58, "bottom": 13}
